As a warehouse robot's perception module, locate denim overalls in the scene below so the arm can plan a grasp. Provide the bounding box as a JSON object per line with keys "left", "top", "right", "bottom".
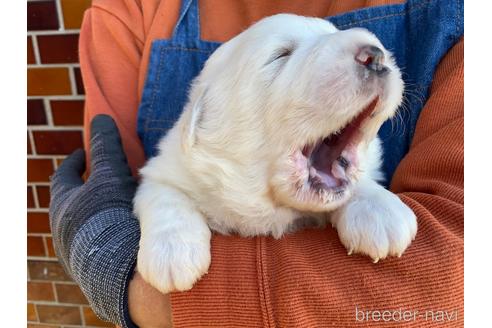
{"left": 137, "top": 0, "right": 463, "bottom": 186}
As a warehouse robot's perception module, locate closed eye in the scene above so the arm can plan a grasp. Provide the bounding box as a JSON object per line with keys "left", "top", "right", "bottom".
{"left": 273, "top": 48, "right": 293, "bottom": 61}
{"left": 265, "top": 45, "right": 295, "bottom": 66}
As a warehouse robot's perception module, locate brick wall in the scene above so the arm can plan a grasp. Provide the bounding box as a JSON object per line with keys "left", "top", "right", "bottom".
{"left": 27, "top": 1, "right": 114, "bottom": 327}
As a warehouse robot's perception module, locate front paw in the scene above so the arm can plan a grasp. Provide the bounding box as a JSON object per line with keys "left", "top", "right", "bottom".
{"left": 137, "top": 229, "right": 211, "bottom": 294}
{"left": 332, "top": 190, "right": 417, "bottom": 262}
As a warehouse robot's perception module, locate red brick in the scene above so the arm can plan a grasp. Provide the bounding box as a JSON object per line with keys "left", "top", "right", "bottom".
{"left": 83, "top": 307, "right": 113, "bottom": 327}
{"left": 28, "top": 260, "right": 71, "bottom": 282}
{"left": 27, "top": 212, "right": 51, "bottom": 234}
{"left": 33, "top": 130, "right": 83, "bottom": 155}
{"left": 28, "top": 68, "right": 72, "bottom": 96}
{"left": 55, "top": 284, "right": 88, "bottom": 304}
{"left": 28, "top": 99, "right": 47, "bottom": 125}
{"left": 28, "top": 186, "right": 35, "bottom": 208}
{"left": 28, "top": 36, "right": 35, "bottom": 64}
{"left": 61, "top": 0, "right": 92, "bottom": 29}
{"left": 27, "top": 303, "right": 37, "bottom": 321}
{"left": 74, "top": 67, "right": 85, "bottom": 95}
{"left": 37, "top": 305, "right": 82, "bottom": 325}
{"left": 45, "top": 237, "right": 56, "bottom": 258}
{"left": 51, "top": 100, "right": 84, "bottom": 126}
{"left": 27, "top": 1, "right": 59, "bottom": 31}
{"left": 28, "top": 282, "right": 55, "bottom": 301}
{"left": 38, "top": 34, "right": 79, "bottom": 64}
{"left": 28, "top": 236, "right": 46, "bottom": 256}
{"left": 28, "top": 159, "right": 54, "bottom": 182}
{"left": 36, "top": 186, "right": 51, "bottom": 208}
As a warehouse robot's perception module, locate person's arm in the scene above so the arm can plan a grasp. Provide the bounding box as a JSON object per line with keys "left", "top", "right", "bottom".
{"left": 77, "top": 3, "right": 175, "bottom": 326}
{"left": 50, "top": 115, "right": 140, "bottom": 328}
{"left": 79, "top": 1, "right": 147, "bottom": 175}
{"left": 50, "top": 115, "right": 173, "bottom": 328}
{"left": 391, "top": 38, "right": 463, "bottom": 229}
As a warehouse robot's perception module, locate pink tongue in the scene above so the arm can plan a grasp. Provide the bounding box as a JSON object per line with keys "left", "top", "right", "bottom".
{"left": 331, "top": 161, "right": 346, "bottom": 180}
{"left": 318, "top": 171, "right": 343, "bottom": 188}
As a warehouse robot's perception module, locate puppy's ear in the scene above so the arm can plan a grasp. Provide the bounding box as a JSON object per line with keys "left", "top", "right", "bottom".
{"left": 182, "top": 85, "right": 207, "bottom": 150}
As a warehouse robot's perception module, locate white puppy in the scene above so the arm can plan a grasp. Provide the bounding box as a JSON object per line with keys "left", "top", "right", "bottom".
{"left": 134, "top": 14, "right": 417, "bottom": 294}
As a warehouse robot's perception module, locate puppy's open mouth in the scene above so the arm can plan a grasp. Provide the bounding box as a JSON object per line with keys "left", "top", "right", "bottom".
{"left": 301, "top": 97, "right": 379, "bottom": 194}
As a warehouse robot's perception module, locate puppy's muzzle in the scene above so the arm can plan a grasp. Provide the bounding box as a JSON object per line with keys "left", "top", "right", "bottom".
{"left": 356, "top": 45, "right": 389, "bottom": 77}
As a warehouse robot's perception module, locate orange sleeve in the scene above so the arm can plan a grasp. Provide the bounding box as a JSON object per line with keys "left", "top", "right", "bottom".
{"left": 79, "top": 0, "right": 147, "bottom": 175}
{"left": 391, "top": 38, "right": 464, "bottom": 236}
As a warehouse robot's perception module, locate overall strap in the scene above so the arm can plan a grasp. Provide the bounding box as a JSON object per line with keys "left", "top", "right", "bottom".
{"left": 172, "top": 0, "right": 201, "bottom": 47}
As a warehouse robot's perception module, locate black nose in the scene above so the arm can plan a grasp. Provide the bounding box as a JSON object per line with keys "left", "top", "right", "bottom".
{"left": 355, "top": 45, "right": 389, "bottom": 76}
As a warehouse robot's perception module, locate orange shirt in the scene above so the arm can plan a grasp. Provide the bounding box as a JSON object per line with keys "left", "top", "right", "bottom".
{"left": 80, "top": 1, "right": 463, "bottom": 327}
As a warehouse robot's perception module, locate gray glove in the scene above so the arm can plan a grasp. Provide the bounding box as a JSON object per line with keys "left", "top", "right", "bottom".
{"left": 50, "top": 114, "right": 140, "bottom": 328}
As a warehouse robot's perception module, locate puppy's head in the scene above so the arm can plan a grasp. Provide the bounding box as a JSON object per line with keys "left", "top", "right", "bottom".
{"left": 182, "top": 14, "right": 403, "bottom": 213}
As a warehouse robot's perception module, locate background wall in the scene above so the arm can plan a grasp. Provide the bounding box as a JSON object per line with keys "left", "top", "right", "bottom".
{"left": 27, "top": 1, "right": 114, "bottom": 327}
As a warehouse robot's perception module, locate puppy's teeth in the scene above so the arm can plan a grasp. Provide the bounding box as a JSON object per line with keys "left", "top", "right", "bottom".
{"left": 372, "top": 257, "right": 379, "bottom": 264}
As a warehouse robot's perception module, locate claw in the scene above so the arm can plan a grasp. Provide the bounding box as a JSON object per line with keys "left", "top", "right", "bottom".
{"left": 372, "top": 257, "right": 379, "bottom": 264}
{"left": 397, "top": 253, "right": 402, "bottom": 258}
{"left": 347, "top": 249, "right": 353, "bottom": 256}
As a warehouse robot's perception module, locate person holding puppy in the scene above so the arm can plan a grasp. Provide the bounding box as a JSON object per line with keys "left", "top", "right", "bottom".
{"left": 50, "top": 0, "right": 463, "bottom": 327}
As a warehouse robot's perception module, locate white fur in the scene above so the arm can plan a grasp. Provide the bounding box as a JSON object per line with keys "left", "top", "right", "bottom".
{"left": 134, "top": 14, "right": 417, "bottom": 293}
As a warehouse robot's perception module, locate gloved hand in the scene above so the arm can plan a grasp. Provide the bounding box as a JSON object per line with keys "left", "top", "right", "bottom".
{"left": 50, "top": 114, "right": 140, "bottom": 328}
